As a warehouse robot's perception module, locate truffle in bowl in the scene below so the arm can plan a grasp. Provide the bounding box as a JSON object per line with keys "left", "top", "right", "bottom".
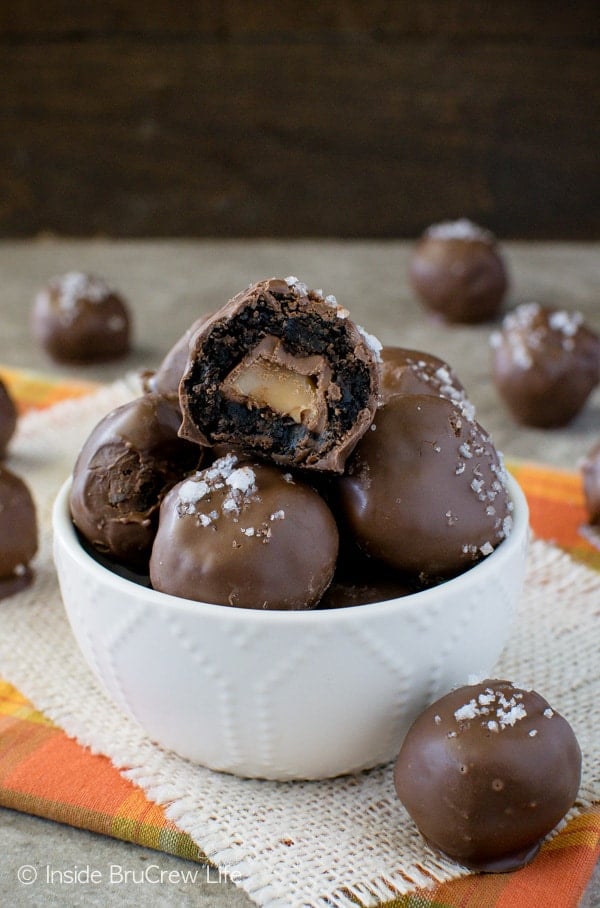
{"left": 53, "top": 473, "right": 528, "bottom": 781}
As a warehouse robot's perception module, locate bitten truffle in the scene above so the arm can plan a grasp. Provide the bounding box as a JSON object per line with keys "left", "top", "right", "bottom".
{"left": 178, "top": 277, "right": 381, "bottom": 473}
{"left": 0, "top": 378, "right": 17, "bottom": 457}
{"left": 70, "top": 395, "right": 201, "bottom": 569}
{"left": 335, "top": 394, "right": 513, "bottom": 580}
{"left": 490, "top": 302, "right": 600, "bottom": 427}
{"left": 32, "top": 271, "right": 131, "bottom": 363}
{"left": 394, "top": 680, "right": 582, "bottom": 871}
{"left": 380, "top": 346, "right": 472, "bottom": 416}
{"left": 0, "top": 466, "right": 38, "bottom": 600}
{"left": 581, "top": 441, "right": 600, "bottom": 525}
{"left": 409, "top": 219, "right": 508, "bottom": 324}
{"left": 150, "top": 454, "right": 339, "bottom": 609}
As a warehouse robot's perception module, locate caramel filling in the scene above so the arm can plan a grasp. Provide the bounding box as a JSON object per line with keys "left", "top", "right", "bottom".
{"left": 230, "top": 358, "right": 318, "bottom": 424}
{"left": 222, "top": 336, "right": 330, "bottom": 431}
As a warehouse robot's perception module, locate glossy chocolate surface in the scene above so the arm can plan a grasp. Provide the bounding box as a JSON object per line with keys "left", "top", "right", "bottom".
{"left": 380, "top": 346, "right": 471, "bottom": 414}
{"left": 143, "top": 314, "right": 211, "bottom": 403}
{"left": 150, "top": 454, "right": 339, "bottom": 609}
{"left": 336, "top": 394, "right": 513, "bottom": 579}
{"left": 490, "top": 302, "right": 600, "bottom": 427}
{"left": 32, "top": 271, "right": 131, "bottom": 364}
{"left": 394, "top": 680, "right": 582, "bottom": 871}
{"left": 0, "top": 465, "right": 37, "bottom": 598}
{"left": 178, "top": 277, "right": 381, "bottom": 472}
{"left": 70, "top": 394, "right": 201, "bottom": 569}
{"left": 409, "top": 219, "right": 507, "bottom": 324}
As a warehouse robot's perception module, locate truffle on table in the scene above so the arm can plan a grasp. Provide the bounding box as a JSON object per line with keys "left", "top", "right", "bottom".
{"left": 335, "top": 394, "right": 513, "bottom": 581}
{"left": 70, "top": 394, "right": 202, "bottom": 570}
{"left": 178, "top": 277, "right": 381, "bottom": 473}
{"left": 409, "top": 219, "right": 508, "bottom": 324}
{"left": 394, "top": 679, "right": 582, "bottom": 871}
{"left": 32, "top": 271, "right": 131, "bottom": 364}
{"left": 150, "top": 454, "right": 339, "bottom": 610}
{"left": 0, "top": 378, "right": 18, "bottom": 458}
{"left": 0, "top": 466, "right": 38, "bottom": 600}
{"left": 490, "top": 302, "right": 600, "bottom": 428}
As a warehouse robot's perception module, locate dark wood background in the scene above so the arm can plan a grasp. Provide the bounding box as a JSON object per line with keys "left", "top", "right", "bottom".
{"left": 0, "top": 2, "right": 598, "bottom": 239}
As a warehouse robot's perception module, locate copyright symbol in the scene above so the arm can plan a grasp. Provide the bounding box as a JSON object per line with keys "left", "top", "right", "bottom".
{"left": 18, "top": 865, "right": 37, "bottom": 885}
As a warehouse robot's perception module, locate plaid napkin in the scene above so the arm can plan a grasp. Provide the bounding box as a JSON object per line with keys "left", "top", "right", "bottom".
{"left": 0, "top": 367, "right": 598, "bottom": 907}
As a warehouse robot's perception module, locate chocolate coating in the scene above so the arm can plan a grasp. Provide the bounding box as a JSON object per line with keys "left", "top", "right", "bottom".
{"left": 0, "top": 466, "right": 37, "bottom": 600}
{"left": 0, "top": 378, "right": 18, "bottom": 457}
{"left": 380, "top": 346, "right": 472, "bottom": 416}
{"left": 317, "top": 561, "right": 413, "bottom": 609}
{"left": 581, "top": 441, "right": 600, "bottom": 525}
{"left": 490, "top": 302, "right": 600, "bottom": 427}
{"left": 409, "top": 219, "right": 507, "bottom": 324}
{"left": 143, "top": 314, "right": 211, "bottom": 403}
{"left": 70, "top": 394, "right": 201, "bottom": 569}
{"left": 394, "top": 680, "right": 582, "bottom": 871}
{"left": 32, "top": 272, "right": 131, "bottom": 364}
{"left": 150, "top": 454, "right": 339, "bottom": 609}
{"left": 178, "top": 277, "right": 381, "bottom": 473}
{"left": 336, "top": 394, "right": 513, "bottom": 579}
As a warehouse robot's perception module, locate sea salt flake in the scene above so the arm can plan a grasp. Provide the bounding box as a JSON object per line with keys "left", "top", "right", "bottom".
{"left": 226, "top": 467, "right": 256, "bottom": 494}
{"left": 454, "top": 700, "right": 479, "bottom": 722}
{"left": 178, "top": 479, "right": 210, "bottom": 505}
{"left": 543, "top": 708, "right": 554, "bottom": 719}
{"left": 528, "top": 729, "right": 538, "bottom": 737}
{"left": 479, "top": 541, "right": 494, "bottom": 556}
{"left": 270, "top": 510, "right": 285, "bottom": 521}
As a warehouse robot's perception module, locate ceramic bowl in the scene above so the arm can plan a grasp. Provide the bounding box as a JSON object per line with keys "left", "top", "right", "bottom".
{"left": 52, "top": 475, "right": 529, "bottom": 781}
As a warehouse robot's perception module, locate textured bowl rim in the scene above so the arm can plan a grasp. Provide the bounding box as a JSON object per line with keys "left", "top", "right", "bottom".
{"left": 53, "top": 472, "right": 529, "bottom": 626}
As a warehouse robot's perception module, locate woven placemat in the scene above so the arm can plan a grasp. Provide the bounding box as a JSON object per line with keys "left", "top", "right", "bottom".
{"left": 0, "top": 378, "right": 598, "bottom": 907}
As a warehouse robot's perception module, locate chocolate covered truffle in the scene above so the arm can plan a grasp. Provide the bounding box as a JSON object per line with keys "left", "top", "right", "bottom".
{"left": 143, "top": 314, "right": 211, "bottom": 404}
{"left": 409, "top": 219, "right": 508, "bottom": 324}
{"left": 0, "top": 378, "right": 17, "bottom": 457}
{"left": 178, "top": 277, "right": 381, "bottom": 473}
{"left": 394, "top": 680, "right": 582, "bottom": 871}
{"left": 70, "top": 394, "right": 201, "bottom": 569}
{"left": 490, "top": 302, "right": 600, "bottom": 427}
{"left": 581, "top": 441, "right": 600, "bottom": 525}
{"left": 336, "top": 394, "right": 513, "bottom": 579}
{"left": 0, "top": 466, "right": 38, "bottom": 600}
{"left": 380, "top": 346, "right": 473, "bottom": 417}
{"left": 150, "top": 454, "right": 339, "bottom": 609}
{"left": 32, "top": 271, "right": 131, "bottom": 364}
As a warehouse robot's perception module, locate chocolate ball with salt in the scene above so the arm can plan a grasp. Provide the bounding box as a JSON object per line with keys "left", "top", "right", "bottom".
{"left": 335, "top": 394, "right": 513, "bottom": 580}
{"left": 0, "top": 466, "right": 38, "bottom": 600}
{"left": 32, "top": 271, "right": 131, "bottom": 363}
{"left": 70, "top": 394, "right": 201, "bottom": 569}
{"left": 150, "top": 454, "right": 339, "bottom": 610}
{"left": 394, "top": 680, "right": 582, "bottom": 871}
{"left": 178, "top": 277, "right": 381, "bottom": 473}
{"left": 380, "top": 346, "right": 472, "bottom": 414}
{"left": 490, "top": 302, "right": 600, "bottom": 427}
{"left": 0, "top": 378, "right": 18, "bottom": 457}
{"left": 142, "top": 314, "right": 211, "bottom": 406}
{"left": 409, "top": 219, "right": 507, "bottom": 324}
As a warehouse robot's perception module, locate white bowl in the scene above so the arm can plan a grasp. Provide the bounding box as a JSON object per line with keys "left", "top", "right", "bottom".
{"left": 52, "top": 475, "right": 529, "bottom": 781}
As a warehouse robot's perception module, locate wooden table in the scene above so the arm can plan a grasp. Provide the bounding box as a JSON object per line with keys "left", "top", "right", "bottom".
{"left": 0, "top": 240, "right": 598, "bottom": 907}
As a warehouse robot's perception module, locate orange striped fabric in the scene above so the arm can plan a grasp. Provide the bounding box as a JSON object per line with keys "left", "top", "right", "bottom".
{"left": 0, "top": 369, "right": 598, "bottom": 906}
